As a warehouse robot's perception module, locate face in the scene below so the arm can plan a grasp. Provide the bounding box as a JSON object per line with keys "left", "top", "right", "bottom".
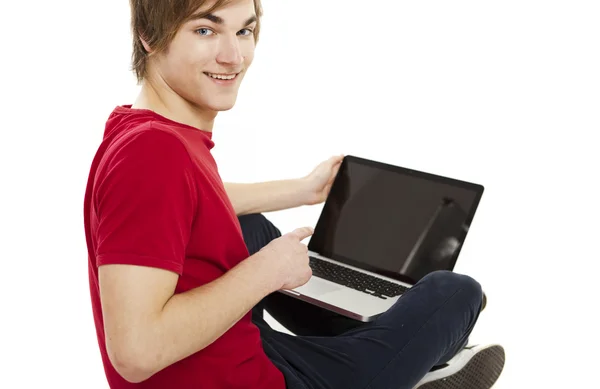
{"left": 150, "top": 0, "right": 257, "bottom": 112}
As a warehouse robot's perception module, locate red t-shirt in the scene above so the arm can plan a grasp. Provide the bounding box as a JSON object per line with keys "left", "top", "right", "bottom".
{"left": 83, "top": 106, "right": 286, "bottom": 389}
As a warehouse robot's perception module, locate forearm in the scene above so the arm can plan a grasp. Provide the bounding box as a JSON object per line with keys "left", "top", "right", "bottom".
{"left": 124, "top": 254, "right": 279, "bottom": 381}
{"left": 224, "top": 179, "right": 310, "bottom": 216}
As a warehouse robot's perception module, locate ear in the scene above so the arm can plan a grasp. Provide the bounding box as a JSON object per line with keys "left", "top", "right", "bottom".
{"left": 139, "top": 34, "right": 153, "bottom": 53}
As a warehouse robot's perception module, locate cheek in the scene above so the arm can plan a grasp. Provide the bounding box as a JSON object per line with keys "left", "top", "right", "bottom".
{"left": 168, "top": 41, "right": 214, "bottom": 77}
{"left": 167, "top": 55, "right": 207, "bottom": 85}
{"left": 242, "top": 41, "right": 256, "bottom": 65}
{"left": 243, "top": 52, "right": 255, "bottom": 68}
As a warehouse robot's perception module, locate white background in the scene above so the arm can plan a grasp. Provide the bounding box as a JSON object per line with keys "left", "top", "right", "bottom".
{"left": 1, "top": 0, "right": 599, "bottom": 388}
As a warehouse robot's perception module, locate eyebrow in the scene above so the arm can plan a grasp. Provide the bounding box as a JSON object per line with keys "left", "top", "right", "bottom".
{"left": 191, "top": 13, "right": 257, "bottom": 27}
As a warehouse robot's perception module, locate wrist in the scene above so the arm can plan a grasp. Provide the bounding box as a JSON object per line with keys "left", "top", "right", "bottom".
{"left": 295, "top": 177, "right": 315, "bottom": 206}
{"left": 247, "top": 250, "right": 283, "bottom": 293}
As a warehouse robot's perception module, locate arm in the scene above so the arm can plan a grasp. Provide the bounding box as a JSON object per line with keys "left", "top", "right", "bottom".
{"left": 100, "top": 252, "right": 279, "bottom": 383}
{"left": 94, "top": 133, "right": 337, "bottom": 381}
{"left": 224, "top": 155, "right": 344, "bottom": 216}
{"left": 224, "top": 179, "right": 311, "bottom": 216}
{"left": 93, "top": 130, "right": 280, "bottom": 382}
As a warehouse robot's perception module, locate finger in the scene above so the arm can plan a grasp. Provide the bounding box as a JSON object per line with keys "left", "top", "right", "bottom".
{"left": 328, "top": 165, "right": 342, "bottom": 185}
{"left": 332, "top": 162, "right": 342, "bottom": 174}
{"left": 289, "top": 227, "right": 314, "bottom": 241}
{"left": 329, "top": 155, "right": 344, "bottom": 165}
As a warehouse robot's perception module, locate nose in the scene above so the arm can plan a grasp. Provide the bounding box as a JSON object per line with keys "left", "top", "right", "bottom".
{"left": 216, "top": 35, "right": 243, "bottom": 67}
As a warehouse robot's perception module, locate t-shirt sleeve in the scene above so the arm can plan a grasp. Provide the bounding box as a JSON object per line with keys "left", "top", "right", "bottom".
{"left": 94, "top": 129, "right": 198, "bottom": 275}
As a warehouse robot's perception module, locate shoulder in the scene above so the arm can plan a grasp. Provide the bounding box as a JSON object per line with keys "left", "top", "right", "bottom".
{"left": 110, "top": 121, "right": 188, "bottom": 155}
{"left": 101, "top": 121, "right": 194, "bottom": 174}
{"left": 93, "top": 122, "right": 199, "bottom": 205}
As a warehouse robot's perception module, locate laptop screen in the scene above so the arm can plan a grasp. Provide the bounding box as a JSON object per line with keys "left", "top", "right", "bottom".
{"left": 308, "top": 156, "right": 484, "bottom": 285}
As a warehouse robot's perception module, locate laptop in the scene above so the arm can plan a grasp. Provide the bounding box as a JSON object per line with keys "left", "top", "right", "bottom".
{"left": 278, "top": 155, "right": 484, "bottom": 322}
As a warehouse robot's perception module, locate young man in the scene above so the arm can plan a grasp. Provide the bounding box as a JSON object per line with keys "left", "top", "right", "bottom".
{"left": 83, "top": 0, "right": 505, "bottom": 388}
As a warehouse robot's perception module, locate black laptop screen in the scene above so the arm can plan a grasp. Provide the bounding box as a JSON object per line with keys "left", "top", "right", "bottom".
{"left": 308, "top": 156, "right": 484, "bottom": 285}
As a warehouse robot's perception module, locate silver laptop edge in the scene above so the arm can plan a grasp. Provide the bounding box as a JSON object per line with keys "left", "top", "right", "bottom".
{"left": 280, "top": 250, "right": 413, "bottom": 322}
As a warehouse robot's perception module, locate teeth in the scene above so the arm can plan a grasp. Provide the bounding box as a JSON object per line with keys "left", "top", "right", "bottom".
{"left": 207, "top": 73, "right": 236, "bottom": 80}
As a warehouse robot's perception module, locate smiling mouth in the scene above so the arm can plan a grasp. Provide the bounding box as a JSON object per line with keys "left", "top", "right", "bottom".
{"left": 204, "top": 72, "right": 239, "bottom": 80}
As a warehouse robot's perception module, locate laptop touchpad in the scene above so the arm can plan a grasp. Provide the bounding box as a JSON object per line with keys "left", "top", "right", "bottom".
{"left": 295, "top": 277, "right": 343, "bottom": 297}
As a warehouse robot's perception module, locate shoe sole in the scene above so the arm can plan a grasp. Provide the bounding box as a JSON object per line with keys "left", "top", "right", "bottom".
{"left": 481, "top": 292, "right": 487, "bottom": 312}
{"left": 417, "top": 345, "right": 505, "bottom": 389}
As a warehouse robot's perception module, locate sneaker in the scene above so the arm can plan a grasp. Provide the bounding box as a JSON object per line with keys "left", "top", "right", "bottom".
{"left": 415, "top": 344, "right": 505, "bottom": 389}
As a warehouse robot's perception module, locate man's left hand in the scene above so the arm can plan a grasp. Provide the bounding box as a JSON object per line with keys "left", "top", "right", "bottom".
{"left": 302, "top": 155, "right": 345, "bottom": 205}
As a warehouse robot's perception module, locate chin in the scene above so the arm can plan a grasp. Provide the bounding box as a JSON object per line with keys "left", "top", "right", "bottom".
{"left": 213, "top": 103, "right": 236, "bottom": 112}
{"left": 205, "top": 98, "right": 238, "bottom": 112}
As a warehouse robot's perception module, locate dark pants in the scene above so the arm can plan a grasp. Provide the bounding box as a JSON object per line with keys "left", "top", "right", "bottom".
{"left": 240, "top": 214, "right": 483, "bottom": 389}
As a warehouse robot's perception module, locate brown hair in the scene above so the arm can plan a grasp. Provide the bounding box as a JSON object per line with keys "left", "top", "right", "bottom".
{"left": 129, "top": 0, "right": 263, "bottom": 83}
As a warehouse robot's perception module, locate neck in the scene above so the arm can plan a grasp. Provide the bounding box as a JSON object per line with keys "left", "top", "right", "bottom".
{"left": 132, "top": 76, "right": 216, "bottom": 132}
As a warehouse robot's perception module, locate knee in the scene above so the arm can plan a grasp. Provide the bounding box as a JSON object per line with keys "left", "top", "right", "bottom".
{"left": 239, "top": 213, "right": 269, "bottom": 228}
{"left": 238, "top": 213, "right": 282, "bottom": 244}
{"left": 420, "top": 270, "right": 483, "bottom": 309}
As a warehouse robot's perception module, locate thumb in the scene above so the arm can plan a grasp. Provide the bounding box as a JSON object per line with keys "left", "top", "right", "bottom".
{"left": 327, "top": 155, "right": 343, "bottom": 166}
{"left": 289, "top": 227, "right": 314, "bottom": 241}
{"left": 332, "top": 154, "right": 344, "bottom": 164}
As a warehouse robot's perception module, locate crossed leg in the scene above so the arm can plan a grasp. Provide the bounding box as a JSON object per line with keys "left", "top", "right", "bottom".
{"left": 242, "top": 214, "right": 501, "bottom": 389}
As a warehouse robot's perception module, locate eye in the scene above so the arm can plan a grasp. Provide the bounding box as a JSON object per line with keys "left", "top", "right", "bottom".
{"left": 195, "top": 28, "right": 214, "bottom": 36}
{"left": 237, "top": 28, "right": 254, "bottom": 36}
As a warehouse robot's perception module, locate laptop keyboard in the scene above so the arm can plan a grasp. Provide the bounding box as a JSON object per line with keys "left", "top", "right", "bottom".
{"left": 308, "top": 256, "right": 408, "bottom": 299}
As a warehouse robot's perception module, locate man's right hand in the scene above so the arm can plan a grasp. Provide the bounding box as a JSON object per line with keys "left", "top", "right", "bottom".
{"left": 257, "top": 227, "right": 314, "bottom": 291}
{"left": 99, "top": 226, "right": 315, "bottom": 383}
